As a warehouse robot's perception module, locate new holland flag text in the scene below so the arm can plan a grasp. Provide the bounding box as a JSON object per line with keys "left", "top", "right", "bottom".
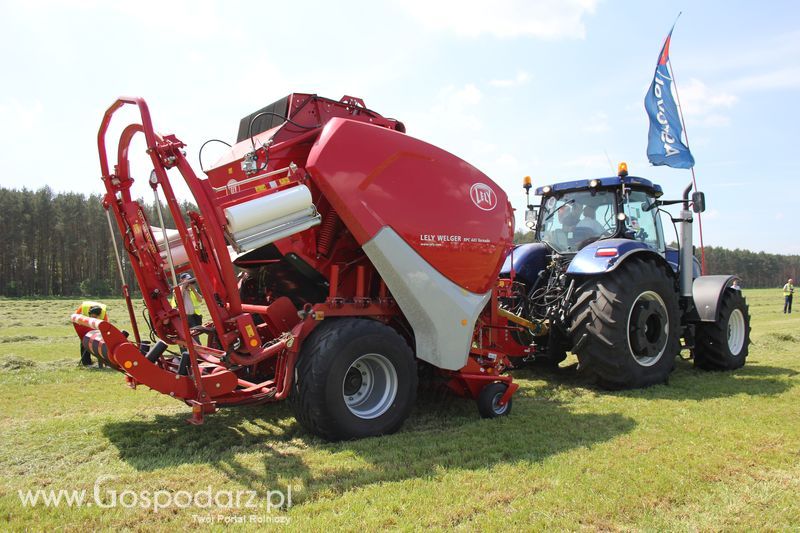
{"left": 644, "top": 26, "right": 695, "bottom": 169}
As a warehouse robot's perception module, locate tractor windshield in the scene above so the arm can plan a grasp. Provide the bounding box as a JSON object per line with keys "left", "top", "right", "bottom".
{"left": 538, "top": 190, "right": 616, "bottom": 253}
{"left": 622, "top": 190, "right": 665, "bottom": 251}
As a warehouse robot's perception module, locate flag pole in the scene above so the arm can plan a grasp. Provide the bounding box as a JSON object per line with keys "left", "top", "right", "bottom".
{"left": 667, "top": 56, "right": 707, "bottom": 275}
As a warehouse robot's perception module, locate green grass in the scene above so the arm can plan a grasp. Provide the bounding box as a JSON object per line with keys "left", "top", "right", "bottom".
{"left": 0, "top": 290, "right": 798, "bottom": 530}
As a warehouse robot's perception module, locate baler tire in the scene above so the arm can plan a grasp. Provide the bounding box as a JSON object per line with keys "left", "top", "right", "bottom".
{"left": 477, "top": 382, "right": 512, "bottom": 418}
{"left": 289, "top": 318, "right": 417, "bottom": 441}
{"left": 693, "top": 289, "right": 751, "bottom": 370}
{"left": 568, "top": 257, "right": 681, "bottom": 389}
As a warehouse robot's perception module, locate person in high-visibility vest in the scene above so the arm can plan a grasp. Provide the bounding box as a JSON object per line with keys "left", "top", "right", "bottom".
{"left": 783, "top": 278, "right": 794, "bottom": 314}
{"left": 78, "top": 301, "right": 108, "bottom": 320}
{"left": 76, "top": 301, "right": 108, "bottom": 365}
{"left": 170, "top": 273, "right": 204, "bottom": 328}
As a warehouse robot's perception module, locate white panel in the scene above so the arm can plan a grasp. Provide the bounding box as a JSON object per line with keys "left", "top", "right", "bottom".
{"left": 362, "top": 227, "right": 491, "bottom": 371}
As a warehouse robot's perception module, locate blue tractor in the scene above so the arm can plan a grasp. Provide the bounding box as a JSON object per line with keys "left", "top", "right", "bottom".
{"left": 501, "top": 164, "right": 751, "bottom": 389}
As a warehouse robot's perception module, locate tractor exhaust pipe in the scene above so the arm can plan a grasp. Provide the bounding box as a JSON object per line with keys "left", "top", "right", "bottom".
{"left": 679, "top": 182, "right": 694, "bottom": 299}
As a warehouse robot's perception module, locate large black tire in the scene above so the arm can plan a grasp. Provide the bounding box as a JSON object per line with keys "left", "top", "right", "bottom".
{"left": 568, "top": 258, "right": 681, "bottom": 389}
{"left": 290, "top": 318, "right": 417, "bottom": 441}
{"left": 693, "top": 289, "right": 750, "bottom": 370}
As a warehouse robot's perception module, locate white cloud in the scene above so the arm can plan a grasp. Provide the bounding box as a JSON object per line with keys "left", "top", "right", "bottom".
{"left": 470, "top": 140, "right": 498, "bottom": 155}
{"left": 730, "top": 67, "right": 800, "bottom": 92}
{"left": 489, "top": 71, "right": 531, "bottom": 88}
{"left": 11, "top": 0, "right": 229, "bottom": 40}
{"left": 582, "top": 111, "right": 610, "bottom": 133}
{"left": 451, "top": 84, "right": 483, "bottom": 106}
{"left": 694, "top": 114, "right": 730, "bottom": 128}
{"left": 412, "top": 84, "right": 485, "bottom": 134}
{"left": 684, "top": 30, "right": 800, "bottom": 75}
{"left": 712, "top": 179, "right": 746, "bottom": 185}
{"left": 677, "top": 78, "right": 737, "bottom": 127}
{"left": 0, "top": 99, "right": 44, "bottom": 134}
{"left": 496, "top": 153, "right": 520, "bottom": 169}
{"left": 562, "top": 154, "right": 613, "bottom": 172}
{"left": 398, "top": 82, "right": 487, "bottom": 164}
{"left": 394, "top": 0, "right": 597, "bottom": 40}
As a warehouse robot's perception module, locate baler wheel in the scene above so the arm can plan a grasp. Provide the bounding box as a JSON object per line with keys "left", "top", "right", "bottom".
{"left": 693, "top": 289, "right": 751, "bottom": 370}
{"left": 290, "top": 318, "right": 417, "bottom": 441}
{"left": 477, "top": 382, "right": 512, "bottom": 418}
{"left": 568, "top": 257, "right": 681, "bottom": 389}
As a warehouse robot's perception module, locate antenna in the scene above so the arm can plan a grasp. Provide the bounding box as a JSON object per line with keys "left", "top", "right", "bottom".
{"left": 604, "top": 149, "right": 615, "bottom": 174}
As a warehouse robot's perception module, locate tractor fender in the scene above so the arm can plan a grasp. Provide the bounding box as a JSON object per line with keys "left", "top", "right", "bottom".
{"left": 566, "top": 239, "right": 674, "bottom": 277}
{"left": 499, "top": 243, "right": 549, "bottom": 285}
{"left": 665, "top": 248, "right": 702, "bottom": 278}
{"left": 691, "top": 275, "right": 738, "bottom": 322}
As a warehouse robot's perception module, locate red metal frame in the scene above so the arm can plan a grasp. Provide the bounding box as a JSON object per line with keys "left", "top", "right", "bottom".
{"left": 75, "top": 94, "right": 527, "bottom": 424}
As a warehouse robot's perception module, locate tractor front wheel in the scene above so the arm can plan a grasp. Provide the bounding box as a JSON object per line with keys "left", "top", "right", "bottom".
{"left": 568, "top": 258, "right": 681, "bottom": 389}
{"left": 290, "top": 318, "right": 417, "bottom": 441}
{"left": 693, "top": 289, "right": 751, "bottom": 370}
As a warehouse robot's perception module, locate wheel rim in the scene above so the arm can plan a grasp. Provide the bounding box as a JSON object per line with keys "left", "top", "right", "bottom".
{"left": 491, "top": 392, "right": 509, "bottom": 415}
{"left": 626, "top": 290, "right": 669, "bottom": 367}
{"left": 342, "top": 353, "right": 398, "bottom": 419}
{"left": 727, "top": 309, "right": 746, "bottom": 355}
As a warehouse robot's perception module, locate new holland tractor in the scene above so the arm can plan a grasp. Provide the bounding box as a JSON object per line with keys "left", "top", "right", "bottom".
{"left": 72, "top": 93, "right": 750, "bottom": 441}
{"left": 498, "top": 166, "right": 751, "bottom": 388}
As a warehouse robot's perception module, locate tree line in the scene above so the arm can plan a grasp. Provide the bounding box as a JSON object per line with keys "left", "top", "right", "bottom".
{"left": 0, "top": 186, "right": 193, "bottom": 298}
{"left": 0, "top": 187, "right": 795, "bottom": 297}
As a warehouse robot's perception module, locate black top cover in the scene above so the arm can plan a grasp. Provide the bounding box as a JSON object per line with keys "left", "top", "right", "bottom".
{"left": 236, "top": 96, "right": 290, "bottom": 143}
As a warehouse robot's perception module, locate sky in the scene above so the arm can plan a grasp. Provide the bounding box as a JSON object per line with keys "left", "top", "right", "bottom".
{"left": 1, "top": 0, "right": 798, "bottom": 253}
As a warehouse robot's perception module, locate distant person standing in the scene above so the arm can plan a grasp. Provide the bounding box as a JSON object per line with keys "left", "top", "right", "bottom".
{"left": 783, "top": 278, "right": 794, "bottom": 314}
{"left": 170, "top": 273, "right": 204, "bottom": 328}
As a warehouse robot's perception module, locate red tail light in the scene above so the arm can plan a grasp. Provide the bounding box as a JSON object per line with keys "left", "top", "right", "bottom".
{"left": 595, "top": 248, "right": 618, "bottom": 257}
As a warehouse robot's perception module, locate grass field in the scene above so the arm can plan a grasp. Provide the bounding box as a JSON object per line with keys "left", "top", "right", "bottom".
{"left": 0, "top": 289, "right": 798, "bottom": 530}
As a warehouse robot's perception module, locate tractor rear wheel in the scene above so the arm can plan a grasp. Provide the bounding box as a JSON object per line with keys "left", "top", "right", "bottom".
{"left": 568, "top": 258, "right": 681, "bottom": 389}
{"left": 290, "top": 318, "right": 417, "bottom": 441}
{"left": 693, "top": 289, "right": 751, "bottom": 370}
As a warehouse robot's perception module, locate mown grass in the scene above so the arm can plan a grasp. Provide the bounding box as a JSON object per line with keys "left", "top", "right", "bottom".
{"left": 0, "top": 290, "right": 798, "bottom": 530}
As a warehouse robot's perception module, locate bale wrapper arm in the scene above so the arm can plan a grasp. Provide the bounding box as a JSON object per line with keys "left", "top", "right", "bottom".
{"left": 85, "top": 96, "right": 316, "bottom": 421}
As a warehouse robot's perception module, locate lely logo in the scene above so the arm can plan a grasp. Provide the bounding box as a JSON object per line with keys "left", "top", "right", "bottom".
{"left": 470, "top": 183, "right": 497, "bottom": 211}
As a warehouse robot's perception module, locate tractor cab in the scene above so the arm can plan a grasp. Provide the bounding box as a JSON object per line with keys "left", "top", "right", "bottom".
{"left": 526, "top": 171, "right": 666, "bottom": 254}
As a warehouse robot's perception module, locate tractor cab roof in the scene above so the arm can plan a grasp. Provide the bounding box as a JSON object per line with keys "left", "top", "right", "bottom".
{"left": 534, "top": 176, "right": 663, "bottom": 198}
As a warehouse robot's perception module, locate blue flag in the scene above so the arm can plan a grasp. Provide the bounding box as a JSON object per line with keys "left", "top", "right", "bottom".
{"left": 645, "top": 26, "right": 695, "bottom": 169}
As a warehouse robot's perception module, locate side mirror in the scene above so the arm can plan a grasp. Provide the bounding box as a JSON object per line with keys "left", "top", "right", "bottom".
{"left": 692, "top": 192, "right": 705, "bottom": 213}
{"left": 525, "top": 206, "right": 539, "bottom": 230}
{"left": 641, "top": 199, "right": 659, "bottom": 212}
